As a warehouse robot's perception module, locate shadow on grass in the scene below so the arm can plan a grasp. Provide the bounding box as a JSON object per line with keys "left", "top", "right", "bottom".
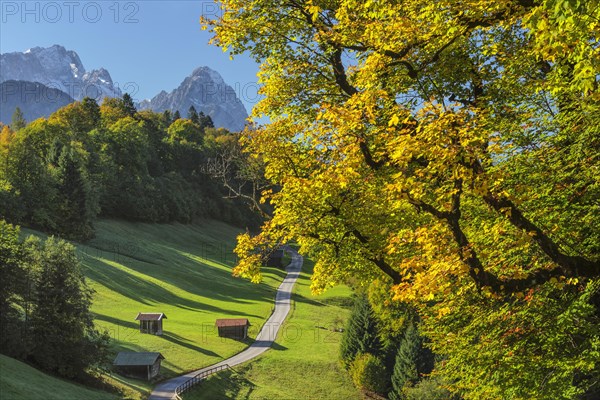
{"left": 84, "top": 257, "right": 264, "bottom": 318}
{"left": 183, "top": 369, "right": 255, "bottom": 400}
{"left": 95, "top": 314, "right": 220, "bottom": 358}
{"left": 162, "top": 332, "right": 220, "bottom": 357}
{"left": 82, "top": 237, "right": 280, "bottom": 310}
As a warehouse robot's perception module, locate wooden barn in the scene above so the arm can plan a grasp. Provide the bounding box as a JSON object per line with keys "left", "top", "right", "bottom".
{"left": 135, "top": 312, "right": 167, "bottom": 335}
{"left": 113, "top": 352, "right": 165, "bottom": 381}
{"left": 215, "top": 318, "right": 251, "bottom": 340}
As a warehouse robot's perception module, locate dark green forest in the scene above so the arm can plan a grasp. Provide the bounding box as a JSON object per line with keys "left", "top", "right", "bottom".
{"left": 0, "top": 95, "right": 259, "bottom": 240}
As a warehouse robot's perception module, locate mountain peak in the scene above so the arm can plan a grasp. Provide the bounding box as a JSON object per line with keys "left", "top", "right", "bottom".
{"left": 1, "top": 45, "right": 248, "bottom": 131}
{"left": 24, "top": 44, "right": 65, "bottom": 54}
{"left": 139, "top": 67, "right": 247, "bottom": 131}
{"left": 0, "top": 45, "right": 120, "bottom": 101}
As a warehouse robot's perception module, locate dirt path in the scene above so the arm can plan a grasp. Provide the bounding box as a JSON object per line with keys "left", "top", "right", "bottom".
{"left": 148, "top": 249, "right": 303, "bottom": 400}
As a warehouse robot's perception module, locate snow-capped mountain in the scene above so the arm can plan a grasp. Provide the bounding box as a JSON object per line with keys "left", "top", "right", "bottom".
{"left": 138, "top": 67, "right": 248, "bottom": 132}
{"left": 0, "top": 45, "right": 121, "bottom": 101}
{"left": 0, "top": 46, "right": 249, "bottom": 131}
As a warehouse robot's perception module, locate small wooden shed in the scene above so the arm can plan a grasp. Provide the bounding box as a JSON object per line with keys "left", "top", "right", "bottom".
{"left": 113, "top": 352, "right": 165, "bottom": 381}
{"left": 215, "top": 318, "right": 251, "bottom": 340}
{"left": 135, "top": 312, "right": 167, "bottom": 335}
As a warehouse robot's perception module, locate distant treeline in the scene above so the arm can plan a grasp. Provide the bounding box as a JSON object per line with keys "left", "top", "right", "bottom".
{"left": 0, "top": 95, "right": 261, "bottom": 239}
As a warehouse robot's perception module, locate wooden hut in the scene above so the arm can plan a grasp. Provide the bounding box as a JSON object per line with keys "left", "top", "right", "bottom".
{"left": 215, "top": 318, "right": 251, "bottom": 339}
{"left": 135, "top": 312, "right": 167, "bottom": 335}
{"left": 113, "top": 352, "right": 165, "bottom": 381}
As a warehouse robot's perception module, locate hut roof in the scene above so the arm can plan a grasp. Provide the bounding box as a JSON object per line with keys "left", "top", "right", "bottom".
{"left": 215, "top": 318, "right": 251, "bottom": 327}
{"left": 135, "top": 312, "right": 167, "bottom": 321}
{"left": 113, "top": 352, "right": 164, "bottom": 366}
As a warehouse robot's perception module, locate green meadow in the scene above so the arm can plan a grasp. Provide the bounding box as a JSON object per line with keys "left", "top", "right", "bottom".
{"left": 22, "top": 219, "right": 287, "bottom": 399}
{"left": 182, "top": 259, "right": 361, "bottom": 400}
{"left": 0, "top": 354, "right": 117, "bottom": 400}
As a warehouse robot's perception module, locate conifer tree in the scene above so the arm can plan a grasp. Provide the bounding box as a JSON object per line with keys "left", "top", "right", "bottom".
{"left": 56, "top": 146, "right": 95, "bottom": 239}
{"left": 11, "top": 107, "right": 26, "bottom": 131}
{"left": 29, "top": 237, "right": 108, "bottom": 378}
{"left": 122, "top": 93, "right": 137, "bottom": 117}
{"left": 81, "top": 97, "right": 101, "bottom": 128}
{"left": 340, "top": 294, "right": 383, "bottom": 368}
{"left": 198, "top": 111, "right": 214, "bottom": 130}
{"left": 173, "top": 110, "right": 181, "bottom": 121}
{"left": 0, "top": 221, "right": 25, "bottom": 355}
{"left": 188, "top": 105, "right": 199, "bottom": 124}
{"left": 163, "top": 109, "right": 173, "bottom": 126}
{"left": 389, "top": 322, "right": 434, "bottom": 400}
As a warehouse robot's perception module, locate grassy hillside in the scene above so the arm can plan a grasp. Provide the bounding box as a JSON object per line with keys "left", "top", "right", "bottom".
{"left": 23, "top": 219, "right": 286, "bottom": 399}
{"left": 0, "top": 354, "right": 117, "bottom": 400}
{"left": 182, "top": 258, "right": 361, "bottom": 400}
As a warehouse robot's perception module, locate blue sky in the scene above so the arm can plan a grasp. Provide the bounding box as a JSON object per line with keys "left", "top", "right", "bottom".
{"left": 0, "top": 0, "right": 262, "bottom": 113}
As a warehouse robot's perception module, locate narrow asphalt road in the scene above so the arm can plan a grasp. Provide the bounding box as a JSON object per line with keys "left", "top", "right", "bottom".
{"left": 148, "top": 248, "right": 303, "bottom": 400}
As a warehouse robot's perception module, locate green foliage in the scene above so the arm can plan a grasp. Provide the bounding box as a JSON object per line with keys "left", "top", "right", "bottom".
{"left": 54, "top": 145, "right": 97, "bottom": 239}
{"left": 0, "top": 221, "right": 26, "bottom": 356}
{"left": 11, "top": 107, "right": 26, "bottom": 131}
{"left": 53, "top": 98, "right": 101, "bottom": 136}
{"left": 0, "top": 98, "right": 261, "bottom": 238}
{"left": 1, "top": 119, "right": 61, "bottom": 230}
{"left": 162, "top": 109, "right": 173, "bottom": 127}
{"left": 167, "top": 118, "right": 203, "bottom": 145}
{"left": 188, "top": 105, "right": 199, "bottom": 124}
{"left": 0, "top": 221, "right": 109, "bottom": 379}
{"left": 340, "top": 294, "right": 383, "bottom": 368}
{"left": 349, "top": 353, "right": 388, "bottom": 395}
{"left": 204, "top": 1, "right": 600, "bottom": 398}
{"left": 402, "top": 376, "right": 453, "bottom": 400}
{"left": 423, "top": 281, "right": 600, "bottom": 400}
{"left": 389, "top": 322, "right": 434, "bottom": 400}
{"left": 26, "top": 236, "right": 109, "bottom": 378}
{"left": 198, "top": 111, "right": 214, "bottom": 131}
{"left": 121, "top": 94, "right": 137, "bottom": 117}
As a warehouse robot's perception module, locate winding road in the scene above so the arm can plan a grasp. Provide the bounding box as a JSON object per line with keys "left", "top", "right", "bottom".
{"left": 148, "top": 248, "right": 303, "bottom": 400}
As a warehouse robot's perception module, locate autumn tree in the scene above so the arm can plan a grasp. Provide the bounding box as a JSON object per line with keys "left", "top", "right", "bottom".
{"left": 167, "top": 118, "right": 203, "bottom": 145}
{"left": 204, "top": 1, "right": 600, "bottom": 398}
{"left": 51, "top": 98, "right": 101, "bottom": 137}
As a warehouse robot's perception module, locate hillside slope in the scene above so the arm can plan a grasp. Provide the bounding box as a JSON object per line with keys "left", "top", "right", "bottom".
{"left": 23, "top": 219, "right": 285, "bottom": 399}
{"left": 0, "top": 355, "right": 117, "bottom": 400}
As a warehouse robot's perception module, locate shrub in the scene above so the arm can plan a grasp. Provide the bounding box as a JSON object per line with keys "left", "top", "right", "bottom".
{"left": 350, "top": 353, "right": 388, "bottom": 395}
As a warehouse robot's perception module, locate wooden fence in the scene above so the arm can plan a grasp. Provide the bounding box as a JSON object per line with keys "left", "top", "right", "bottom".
{"left": 175, "top": 364, "right": 231, "bottom": 397}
